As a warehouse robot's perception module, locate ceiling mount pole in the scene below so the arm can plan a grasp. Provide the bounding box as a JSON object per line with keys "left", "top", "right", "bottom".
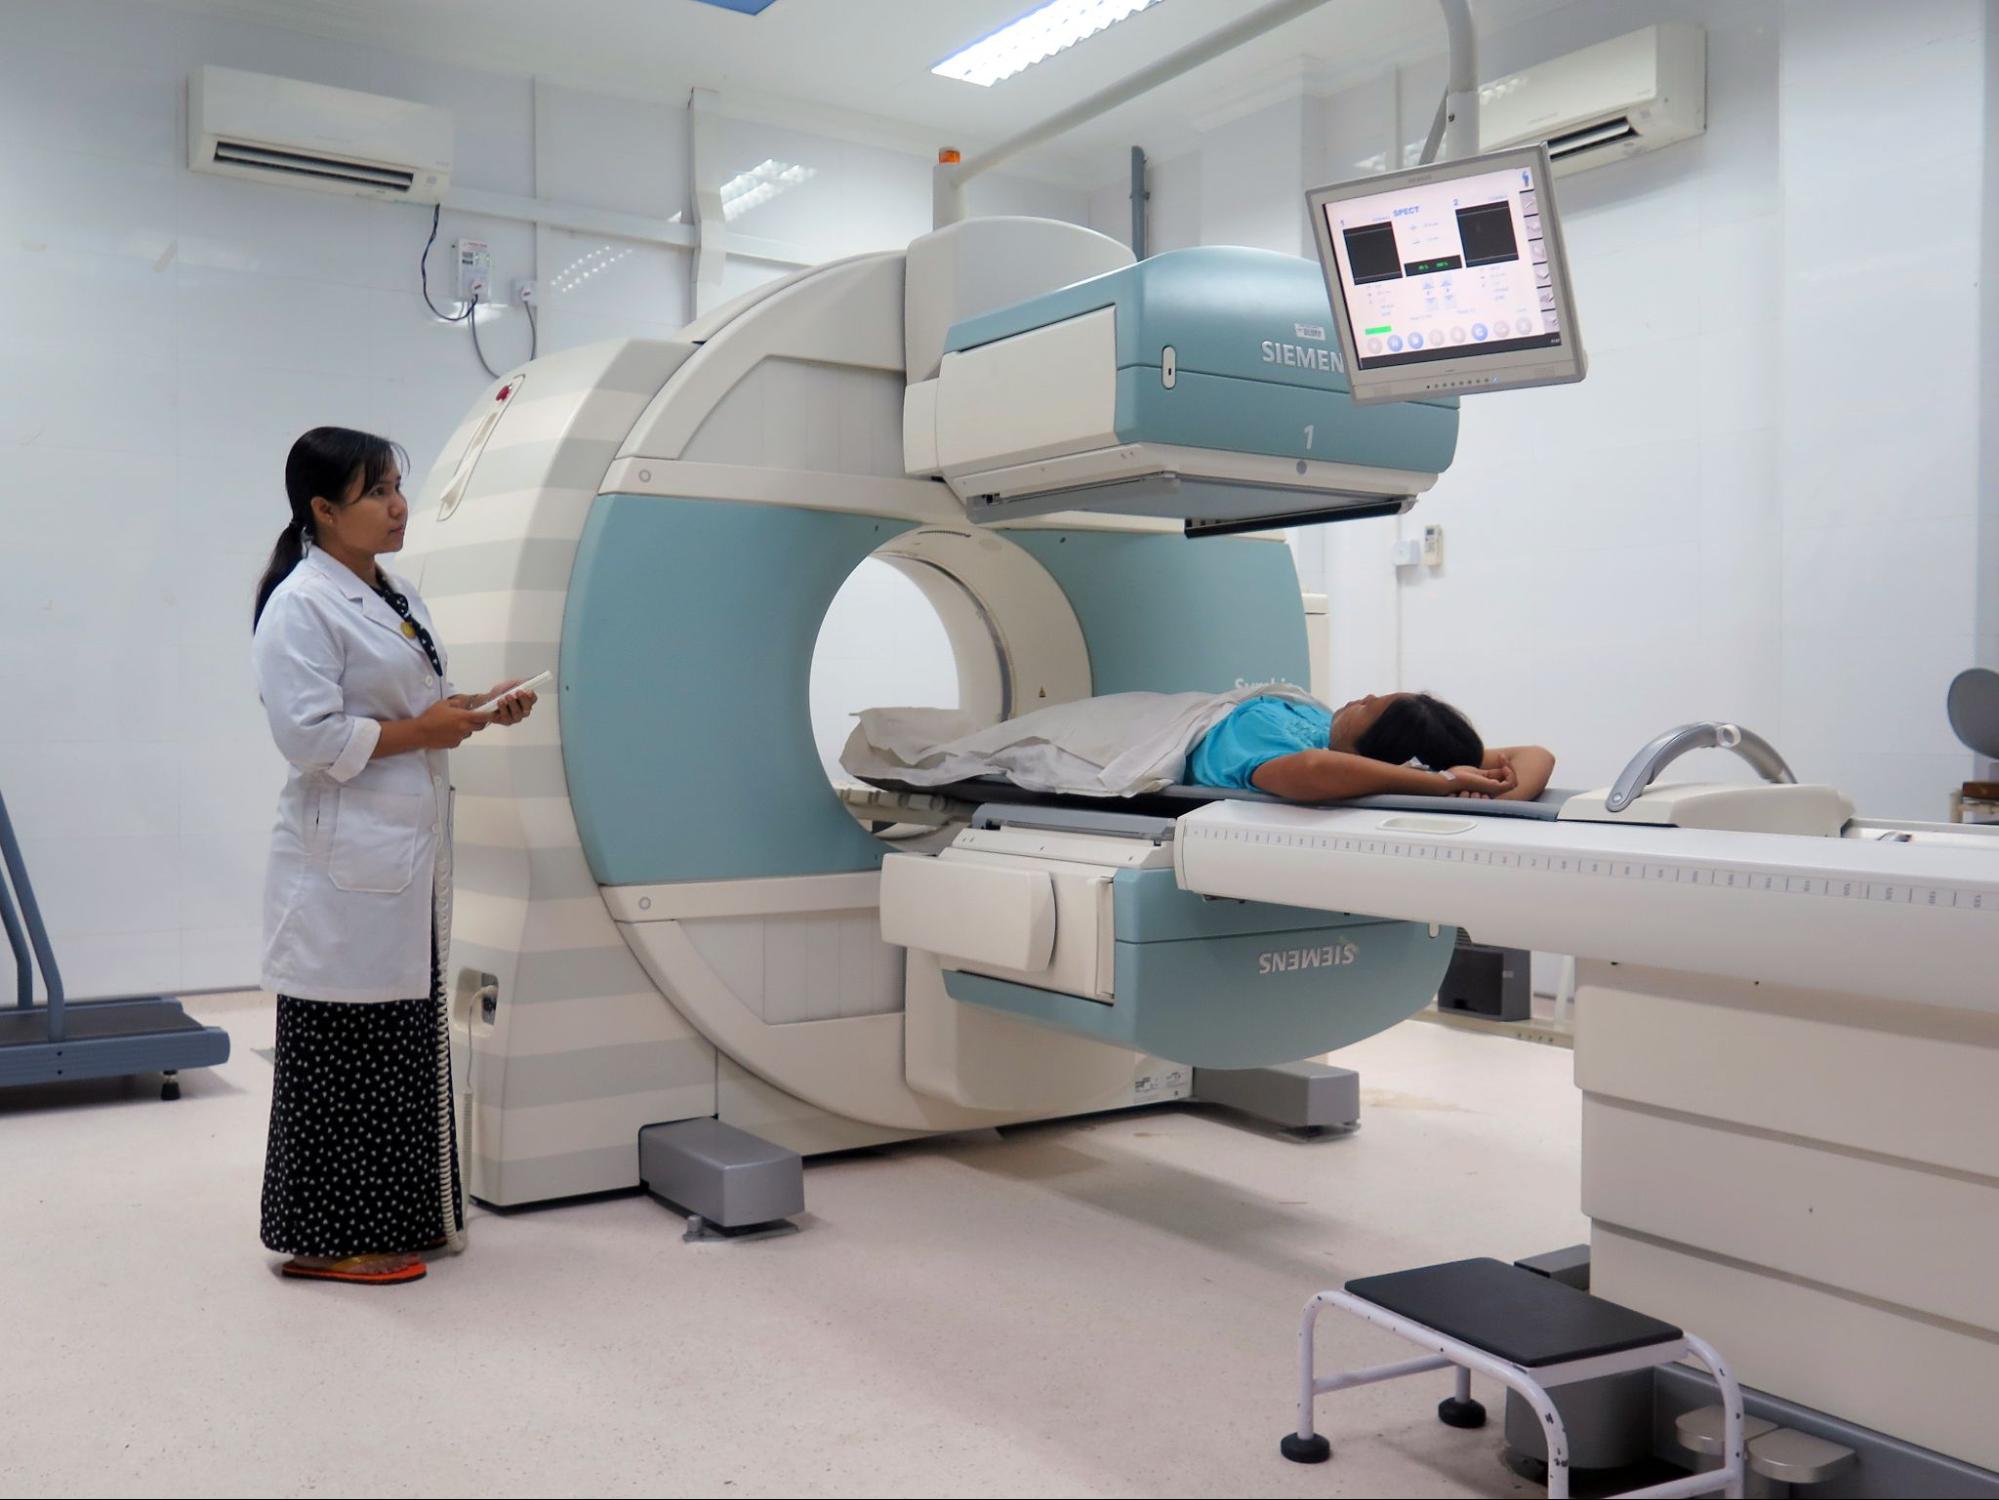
{"left": 1433, "top": 0, "right": 1479, "bottom": 163}
{"left": 1130, "top": 145, "right": 1148, "bottom": 258}
{"left": 933, "top": 0, "right": 1339, "bottom": 228}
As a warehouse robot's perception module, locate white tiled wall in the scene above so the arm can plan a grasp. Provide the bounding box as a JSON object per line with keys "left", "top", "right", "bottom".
{"left": 1094, "top": 0, "right": 1991, "bottom": 818}
{"left": 0, "top": 0, "right": 1085, "bottom": 998}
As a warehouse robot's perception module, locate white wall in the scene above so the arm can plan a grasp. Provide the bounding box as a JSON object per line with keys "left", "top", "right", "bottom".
{"left": 1095, "top": 0, "right": 1992, "bottom": 819}
{"left": 1978, "top": 9, "right": 1999, "bottom": 779}
{"left": 1774, "top": 0, "right": 1988, "bottom": 815}
{"left": 0, "top": 0, "right": 1086, "bottom": 998}
{"left": 1401, "top": 0, "right": 1789, "bottom": 798}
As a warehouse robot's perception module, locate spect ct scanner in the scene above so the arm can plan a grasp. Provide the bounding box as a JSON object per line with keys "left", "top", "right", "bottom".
{"left": 402, "top": 207, "right": 1999, "bottom": 1469}
{"left": 405, "top": 213, "right": 1466, "bottom": 1215}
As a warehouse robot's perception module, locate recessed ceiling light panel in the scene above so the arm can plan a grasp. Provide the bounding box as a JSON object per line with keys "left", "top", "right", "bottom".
{"left": 933, "top": 0, "right": 1163, "bottom": 88}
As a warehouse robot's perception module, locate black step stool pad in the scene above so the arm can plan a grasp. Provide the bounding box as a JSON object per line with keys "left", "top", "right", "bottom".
{"left": 1345, "top": 1258, "right": 1683, "bottom": 1368}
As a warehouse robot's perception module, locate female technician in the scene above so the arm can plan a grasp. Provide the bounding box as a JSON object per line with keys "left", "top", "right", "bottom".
{"left": 250, "top": 426, "right": 538, "bottom": 1286}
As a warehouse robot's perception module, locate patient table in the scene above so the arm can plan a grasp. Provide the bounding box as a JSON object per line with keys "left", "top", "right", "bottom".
{"left": 891, "top": 735, "right": 1999, "bottom": 1470}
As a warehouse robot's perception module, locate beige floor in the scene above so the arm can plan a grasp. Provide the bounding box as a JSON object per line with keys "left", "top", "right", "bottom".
{"left": 1, "top": 994, "right": 1585, "bottom": 1499}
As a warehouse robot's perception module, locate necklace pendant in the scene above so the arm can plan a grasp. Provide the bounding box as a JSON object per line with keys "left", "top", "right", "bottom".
{"left": 401, "top": 620, "right": 418, "bottom": 639}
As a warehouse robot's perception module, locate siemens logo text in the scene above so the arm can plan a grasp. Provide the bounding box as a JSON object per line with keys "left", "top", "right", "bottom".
{"left": 1261, "top": 340, "right": 1344, "bottom": 373}
{"left": 1258, "top": 942, "right": 1359, "bottom": 975}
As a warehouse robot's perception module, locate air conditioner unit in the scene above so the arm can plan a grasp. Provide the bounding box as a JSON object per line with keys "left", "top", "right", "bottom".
{"left": 188, "top": 65, "right": 452, "bottom": 203}
{"left": 1479, "top": 24, "right": 1705, "bottom": 176}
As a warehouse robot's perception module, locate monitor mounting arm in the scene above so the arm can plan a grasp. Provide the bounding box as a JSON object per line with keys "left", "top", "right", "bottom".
{"left": 933, "top": 0, "right": 1482, "bottom": 228}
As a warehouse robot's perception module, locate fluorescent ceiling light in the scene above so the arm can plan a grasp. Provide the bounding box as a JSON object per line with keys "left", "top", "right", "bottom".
{"left": 934, "top": 0, "right": 1163, "bottom": 88}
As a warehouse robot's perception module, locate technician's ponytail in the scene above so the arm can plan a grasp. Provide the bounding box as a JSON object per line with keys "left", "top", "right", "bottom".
{"left": 252, "top": 522, "right": 308, "bottom": 631}
{"left": 252, "top": 426, "right": 405, "bottom": 629}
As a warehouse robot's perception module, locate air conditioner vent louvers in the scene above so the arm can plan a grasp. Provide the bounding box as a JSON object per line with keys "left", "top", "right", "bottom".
{"left": 211, "top": 139, "right": 418, "bottom": 193}
{"left": 189, "top": 66, "right": 451, "bottom": 204}
{"left": 1545, "top": 117, "right": 1639, "bottom": 158}
{"left": 1478, "top": 24, "right": 1704, "bottom": 177}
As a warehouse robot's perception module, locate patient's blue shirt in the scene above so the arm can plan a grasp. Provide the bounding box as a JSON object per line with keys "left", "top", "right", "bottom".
{"left": 1187, "top": 696, "right": 1332, "bottom": 790}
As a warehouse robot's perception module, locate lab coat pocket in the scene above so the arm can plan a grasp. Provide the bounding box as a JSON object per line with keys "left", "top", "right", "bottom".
{"left": 304, "top": 784, "right": 333, "bottom": 858}
{"left": 328, "top": 787, "right": 423, "bottom": 894}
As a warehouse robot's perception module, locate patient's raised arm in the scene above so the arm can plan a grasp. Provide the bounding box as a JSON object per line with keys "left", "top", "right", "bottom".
{"left": 1252, "top": 750, "right": 1513, "bottom": 803}
{"left": 1487, "top": 745, "right": 1556, "bottom": 801}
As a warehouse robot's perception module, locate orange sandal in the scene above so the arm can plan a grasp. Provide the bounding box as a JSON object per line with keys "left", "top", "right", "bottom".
{"left": 282, "top": 1253, "right": 426, "bottom": 1286}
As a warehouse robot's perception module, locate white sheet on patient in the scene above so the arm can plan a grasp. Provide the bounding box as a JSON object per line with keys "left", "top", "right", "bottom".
{"left": 838, "top": 683, "right": 1323, "bottom": 798}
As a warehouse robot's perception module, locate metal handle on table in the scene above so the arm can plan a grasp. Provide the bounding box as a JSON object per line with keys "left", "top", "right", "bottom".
{"left": 0, "top": 790, "right": 66, "bottom": 1037}
{"left": 0, "top": 806, "right": 31, "bottom": 1012}
{"left": 1604, "top": 722, "right": 1798, "bottom": 814}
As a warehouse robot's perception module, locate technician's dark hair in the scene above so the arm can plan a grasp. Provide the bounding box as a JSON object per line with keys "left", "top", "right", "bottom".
{"left": 1352, "top": 693, "right": 1484, "bottom": 773}
{"left": 252, "top": 427, "right": 407, "bottom": 629}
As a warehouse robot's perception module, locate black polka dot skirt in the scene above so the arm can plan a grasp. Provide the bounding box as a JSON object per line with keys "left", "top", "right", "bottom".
{"left": 260, "top": 940, "right": 464, "bottom": 1258}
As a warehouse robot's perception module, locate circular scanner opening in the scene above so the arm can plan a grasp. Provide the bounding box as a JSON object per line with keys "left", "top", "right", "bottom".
{"left": 808, "top": 527, "right": 1094, "bottom": 841}
{"left": 809, "top": 556, "right": 966, "bottom": 788}
{"left": 810, "top": 547, "right": 1017, "bottom": 844}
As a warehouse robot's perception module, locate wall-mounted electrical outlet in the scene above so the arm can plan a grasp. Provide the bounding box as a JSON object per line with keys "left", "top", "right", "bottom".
{"left": 456, "top": 238, "right": 493, "bottom": 304}
{"left": 515, "top": 278, "right": 537, "bottom": 307}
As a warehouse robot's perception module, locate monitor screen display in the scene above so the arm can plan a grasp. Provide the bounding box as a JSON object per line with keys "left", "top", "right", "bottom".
{"left": 1308, "top": 146, "right": 1584, "bottom": 403}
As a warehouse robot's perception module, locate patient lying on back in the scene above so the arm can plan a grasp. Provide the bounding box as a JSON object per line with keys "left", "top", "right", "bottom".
{"left": 1188, "top": 691, "right": 1554, "bottom": 803}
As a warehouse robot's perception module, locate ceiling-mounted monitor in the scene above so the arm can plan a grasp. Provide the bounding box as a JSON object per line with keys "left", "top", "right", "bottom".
{"left": 1307, "top": 144, "right": 1586, "bottom": 405}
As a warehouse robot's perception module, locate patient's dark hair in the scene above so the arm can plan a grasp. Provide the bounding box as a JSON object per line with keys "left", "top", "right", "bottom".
{"left": 1352, "top": 693, "right": 1483, "bottom": 772}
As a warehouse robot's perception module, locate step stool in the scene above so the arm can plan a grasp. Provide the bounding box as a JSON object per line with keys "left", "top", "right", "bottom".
{"left": 1280, "top": 1257, "right": 1746, "bottom": 1500}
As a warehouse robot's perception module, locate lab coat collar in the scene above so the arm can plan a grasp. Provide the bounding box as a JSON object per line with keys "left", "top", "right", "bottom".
{"left": 301, "top": 543, "right": 376, "bottom": 601}
{"left": 302, "top": 546, "right": 428, "bottom": 659}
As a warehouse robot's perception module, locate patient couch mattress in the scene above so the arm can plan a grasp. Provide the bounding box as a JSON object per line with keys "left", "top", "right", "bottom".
{"left": 865, "top": 776, "right": 1567, "bottom": 823}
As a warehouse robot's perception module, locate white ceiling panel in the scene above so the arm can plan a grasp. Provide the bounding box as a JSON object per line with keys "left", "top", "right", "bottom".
{"left": 153, "top": 0, "right": 1574, "bottom": 184}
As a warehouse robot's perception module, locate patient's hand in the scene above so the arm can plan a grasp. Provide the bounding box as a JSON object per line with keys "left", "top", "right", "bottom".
{"left": 1445, "top": 762, "right": 1515, "bottom": 797}
{"left": 1487, "top": 744, "right": 1556, "bottom": 801}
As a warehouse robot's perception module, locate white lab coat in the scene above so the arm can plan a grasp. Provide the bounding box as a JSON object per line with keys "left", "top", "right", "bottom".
{"left": 252, "top": 546, "right": 455, "bottom": 1003}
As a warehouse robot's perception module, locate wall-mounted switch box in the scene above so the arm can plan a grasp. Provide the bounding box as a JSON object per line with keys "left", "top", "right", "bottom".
{"left": 456, "top": 238, "right": 492, "bottom": 304}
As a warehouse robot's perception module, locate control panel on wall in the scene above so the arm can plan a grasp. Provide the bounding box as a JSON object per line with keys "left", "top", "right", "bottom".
{"left": 1393, "top": 524, "right": 1445, "bottom": 570}
{"left": 456, "top": 238, "right": 493, "bottom": 304}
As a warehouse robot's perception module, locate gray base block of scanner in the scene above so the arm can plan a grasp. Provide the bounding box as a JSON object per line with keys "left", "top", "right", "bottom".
{"left": 1504, "top": 1368, "right": 1654, "bottom": 1472}
{"left": 638, "top": 1118, "right": 804, "bottom": 1237}
{"left": 1504, "top": 1243, "right": 1654, "bottom": 1473}
{"left": 1192, "top": 1062, "right": 1360, "bottom": 1133}
{"left": 1516, "top": 1243, "right": 1592, "bottom": 1291}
